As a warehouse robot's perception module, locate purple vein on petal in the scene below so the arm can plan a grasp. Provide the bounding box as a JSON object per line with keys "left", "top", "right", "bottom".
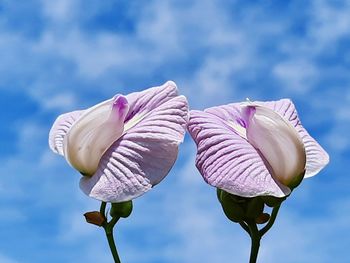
{"left": 124, "top": 81, "right": 178, "bottom": 122}
{"left": 80, "top": 90, "right": 188, "bottom": 202}
{"left": 187, "top": 109, "right": 290, "bottom": 198}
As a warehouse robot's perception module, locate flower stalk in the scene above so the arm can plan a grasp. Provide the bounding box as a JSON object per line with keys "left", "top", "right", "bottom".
{"left": 105, "top": 229, "right": 121, "bottom": 263}
{"left": 243, "top": 204, "right": 280, "bottom": 263}
{"left": 84, "top": 201, "right": 133, "bottom": 263}
{"left": 100, "top": 202, "right": 121, "bottom": 263}
{"left": 217, "top": 189, "right": 282, "bottom": 263}
{"left": 246, "top": 220, "right": 261, "bottom": 263}
{"left": 239, "top": 204, "right": 281, "bottom": 263}
{"left": 259, "top": 204, "right": 281, "bottom": 236}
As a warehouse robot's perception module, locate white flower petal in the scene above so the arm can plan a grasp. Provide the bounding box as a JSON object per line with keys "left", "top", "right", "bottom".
{"left": 244, "top": 105, "right": 306, "bottom": 188}
{"left": 49, "top": 110, "right": 84, "bottom": 155}
{"left": 64, "top": 95, "right": 129, "bottom": 175}
{"left": 260, "top": 99, "right": 329, "bottom": 178}
{"left": 80, "top": 96, "right": 188, "bottom": 202}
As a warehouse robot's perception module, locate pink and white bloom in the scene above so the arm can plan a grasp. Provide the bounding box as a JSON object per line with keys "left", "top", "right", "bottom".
{"left": 49, "top": 81, "right": 188, "bottom": 202}
{"left": 187, "top": 99, "right": 329, "bottom": 198}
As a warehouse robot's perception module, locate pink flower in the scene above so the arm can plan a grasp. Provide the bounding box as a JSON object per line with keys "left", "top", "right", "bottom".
{"left": 187, "top": 99, "right": 329, "bottom": 197}
{"left": 49, "top": 81, "right": 188, "bottom": 202}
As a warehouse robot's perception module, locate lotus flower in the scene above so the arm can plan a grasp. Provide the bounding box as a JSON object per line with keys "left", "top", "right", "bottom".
{"left": 187, "top": 99, "right": 329, "bottom": 198}
{"left": 49, "top": 81, "right": 188, "bottom": 202}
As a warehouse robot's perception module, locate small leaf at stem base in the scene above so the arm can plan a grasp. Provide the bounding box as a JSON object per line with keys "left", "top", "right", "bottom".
{"left": 84, "top": 211, "right": 106, "bottom": 226}
{"left": 255, "top": 213, "right": 270, "bottom": 224}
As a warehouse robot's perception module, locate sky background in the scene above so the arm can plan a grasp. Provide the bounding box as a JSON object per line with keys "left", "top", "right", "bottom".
{"left": 0, "top": 0, "right": 349, "bottom": 262}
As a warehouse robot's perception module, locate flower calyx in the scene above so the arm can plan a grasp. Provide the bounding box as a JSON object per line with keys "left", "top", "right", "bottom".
{"left": 217, "top": 189, "right": 286, "bottom": 223}
{"left": 110, "top": 200, "right": 133, "bottom": 219}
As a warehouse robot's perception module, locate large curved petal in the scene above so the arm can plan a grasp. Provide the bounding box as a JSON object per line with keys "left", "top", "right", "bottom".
{"left": 49, "top": 81, "right": 177, "bottom": 156}
{"left": 64, "top": 95, "right": 129, "bottom": 176}
{"left": 124, "top": 81, "right": 179, "bottom": 123}
{"left": 80, "top": 95, "right": 188, "bottom": 202}
{"left": 49, "top": 110, "right": 84, "bottom": 155}
{"left": 260, "top": 99, "right": 329, "bottom": 178}
{"left": 204, "top": 103, "right": 249, "bottom": 139}
{"left": 204, "top": 103, "right": 242, "bottom": 122}
{"left": 187, "top": 110, "right": 290, "bottom": 198}
{"left": 295, "top": 127, "right": 329, "bottom": 178}
{"left": 243, "top": 105, "right": 306, "bottom": 188}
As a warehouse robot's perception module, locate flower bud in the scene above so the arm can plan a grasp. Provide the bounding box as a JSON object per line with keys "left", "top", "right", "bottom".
{"left": 243, "top": 105, "right": 306, "bottom": 188}
{"left": 110, "top": 200, "right": 133, "bottom": 218}
{"left": 217, "top": 189, "right": 246, "bottom": 222}
{"left": 246, "top": 197, "right": 264, "bottom": 219}
{"left": 64, "top": 95, "right": 129, "bottom": 176}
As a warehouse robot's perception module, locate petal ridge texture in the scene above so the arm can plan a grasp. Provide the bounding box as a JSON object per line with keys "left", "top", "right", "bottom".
{"left": 187, "top": 99, "right": 329, "bottom": 198}
{"left": 49, "top": 81, "right": 188, "bottom": 202}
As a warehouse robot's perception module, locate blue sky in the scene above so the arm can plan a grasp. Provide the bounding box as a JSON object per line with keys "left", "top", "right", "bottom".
{"left": 0, "top": 0, "right": 349, "bottom": 262}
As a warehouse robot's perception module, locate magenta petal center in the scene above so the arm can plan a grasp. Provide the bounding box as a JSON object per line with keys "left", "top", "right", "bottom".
{"left": 63, "top": 95, "right": 129, "bottom": 175}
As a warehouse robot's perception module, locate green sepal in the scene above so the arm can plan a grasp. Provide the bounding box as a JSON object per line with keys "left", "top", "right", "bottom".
{"left": 262, "top": 196, "right": 286, "bottom": 207}
{"left": 110, "top": 200, "right": 133, "bottom": 218}
{"left": 217, "top": 189, "right": 246, "bottom": 222}
{"left": 246, "top": 197, "right": 264, "bottom": 219}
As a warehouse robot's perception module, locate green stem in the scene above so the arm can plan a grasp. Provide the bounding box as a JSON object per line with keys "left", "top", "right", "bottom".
{"left": 247, "top": 220, "right": 261, "bottom": 263}
{"left": 109, "top": 216, "right": 120, "bottom": 229}
{"left": 249, "top": 234, "right": 260, "bottom": 263}
{"left": 259, "top": 204, "right": 280, "bottom": 236}
{"left": 104, "top": 227, "right": 121, "bottom": 263}
{"left": 100, "top": 201, "right": 107, "bottom": 216}
{"left": 245, "top": 204, "right": 281, "bottom": 262}
{"left": 100, "top": 202, "right": 122, "bottom": 263}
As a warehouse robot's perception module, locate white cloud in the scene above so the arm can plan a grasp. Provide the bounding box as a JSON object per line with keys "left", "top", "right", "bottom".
{"left": 40, "top": 0, "right": 77, "bottom": 23}
{"left": 0, "top": 253, "right": 19, "bottom": 263}
{"left": 57, "top": 209, "right": 98, "bottom": 242}
{"left": 0, "top": 0, "right": 349, "bottom": 262}
{"left": 309, "top": 0, "right": 350, "bottom": 49}
{"left": 34, "top": 91, "right": 78, "bottom": 111}
{"left": 273, "top": 59, "right": 318, "bottom": 94}
{"left": 261, "top": 195, "right": 350, "bottom": 263}
{"left": 324, "top": 123, "right": 350, "bottom": 152}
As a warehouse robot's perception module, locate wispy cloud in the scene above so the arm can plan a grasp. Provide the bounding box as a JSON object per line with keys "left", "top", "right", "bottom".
{"left": 0, "top": 0, "right": 349, "bottom": 262}
{"left": 0, "top": 253, "right": 19, "bottom": 263}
